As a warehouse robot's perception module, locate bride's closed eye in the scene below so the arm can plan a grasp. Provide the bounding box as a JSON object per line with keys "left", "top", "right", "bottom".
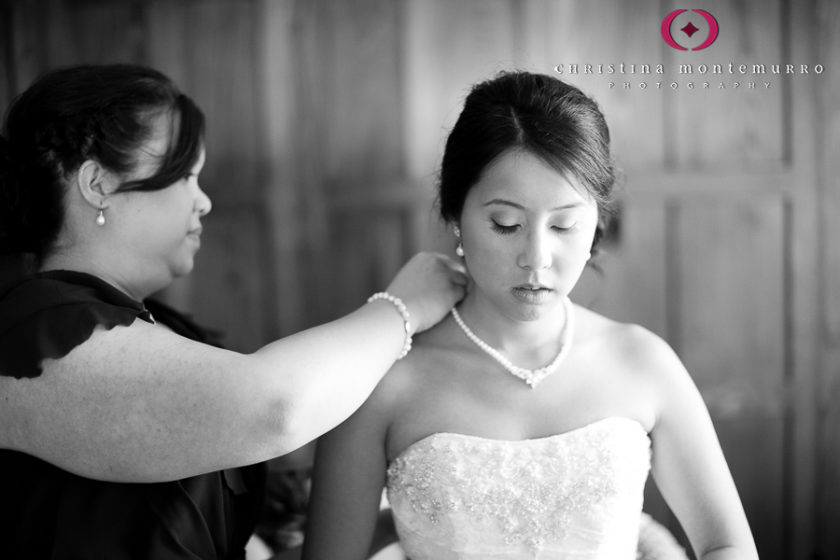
{"left": 552, "top": 222, "right": 578, "bottom": 232}
{"left": 490, "top": 220, "right": 520, "bottom": 235}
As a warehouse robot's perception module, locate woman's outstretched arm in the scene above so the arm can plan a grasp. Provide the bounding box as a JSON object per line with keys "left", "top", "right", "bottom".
{"left": 0, "top": 252, "right": 464, "bottom": 482}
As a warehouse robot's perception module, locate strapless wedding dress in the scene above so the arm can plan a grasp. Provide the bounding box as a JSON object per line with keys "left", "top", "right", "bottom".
{"left": 385, "top": 417, "right": 651, "bottom": 559}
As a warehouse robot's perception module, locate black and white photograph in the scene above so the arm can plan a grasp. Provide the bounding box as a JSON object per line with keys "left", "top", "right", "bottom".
{"left": 0, "top": 1, "right": 837, "bottom": 559}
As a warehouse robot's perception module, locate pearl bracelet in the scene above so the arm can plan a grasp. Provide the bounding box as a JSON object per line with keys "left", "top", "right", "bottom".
{"left": 367, "top": 292, "right": 413, "bottom": 360}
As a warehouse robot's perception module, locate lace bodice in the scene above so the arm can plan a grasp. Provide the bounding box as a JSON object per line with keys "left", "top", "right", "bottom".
{"left": 385, "top": 417, "right": 651, "bottom": 559}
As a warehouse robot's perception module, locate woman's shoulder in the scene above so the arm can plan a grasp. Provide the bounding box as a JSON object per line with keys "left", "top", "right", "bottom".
{"left": 0, "top": 270, "right": 154, "bottom": 379}
{"left": 573, "top": 303, "right": 684, "bottom": 376}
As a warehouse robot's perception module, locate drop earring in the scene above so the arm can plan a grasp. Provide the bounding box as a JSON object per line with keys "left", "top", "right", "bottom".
{"left": 454, "top": 225, "right": 464, "bottom": 257}
{"left": 95, "top": 208, "right": 106, "bottom": 226}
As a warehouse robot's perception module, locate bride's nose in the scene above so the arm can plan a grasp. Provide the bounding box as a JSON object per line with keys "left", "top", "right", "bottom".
{"left": 517, "top": 229, "right": 552, "bottom": 270}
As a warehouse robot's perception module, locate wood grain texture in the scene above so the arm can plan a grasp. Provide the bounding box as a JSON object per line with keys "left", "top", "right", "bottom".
{"left": 676, "top": 196, "right": 785, "bottom": 413}
{"left": 254, "top": 0, "right": 304, "bottom": 338}
{"left": 292, "top": 0, "right": 410, "bottom": 325}
{"left": 402, "top": 0, "right": 517, "bottom": 181}
{"left": 786, "top": 1, "right": 821, "bottom": 558}
{"left": 815, "top": 0, "right": 840, "bottom": 557}
{"left": 675, "top": 195, "right": 786, "bottom": 559}
{"left": 189, "top": 207, "right": 268, "bottom": 352}
{"left": 666, "top": 0, "right": 786, "bottom": 169}
{"left": 523, "top": 0, "right": 667, "bottom": 169}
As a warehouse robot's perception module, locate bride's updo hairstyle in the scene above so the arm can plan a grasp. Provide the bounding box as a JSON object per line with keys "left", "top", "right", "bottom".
{"left": 0, "top": 64, "right": 205, "bottom": 262}
{"left": 437, "top": 71, "right": 617, "bottom": 251}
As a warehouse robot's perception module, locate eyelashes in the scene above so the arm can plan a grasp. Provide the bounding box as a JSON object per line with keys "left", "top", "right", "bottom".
{"left": 490, "top": 220, "right": 577, "bottom": 235}
{"left": 491, "top": 221, "right": 519, "bottom": 235}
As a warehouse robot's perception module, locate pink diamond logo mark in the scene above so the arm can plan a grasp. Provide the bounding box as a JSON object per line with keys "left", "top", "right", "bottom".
{"left": 681, "top": 21, "right": 700, "bottom": 37}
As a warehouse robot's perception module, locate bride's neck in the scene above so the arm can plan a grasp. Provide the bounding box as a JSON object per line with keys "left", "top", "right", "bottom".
{"left": 455, "top": 294, "right": 568, "bottom": 354}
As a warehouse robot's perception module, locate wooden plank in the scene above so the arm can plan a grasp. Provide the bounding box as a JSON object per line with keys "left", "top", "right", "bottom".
{"left": 815, "top": 0, "right": 840, "bottom": 556}
{"left": 371, "top": 211, "right": 408, "bottom": 293}
{"left": 322, "top": 0, "right": 406, "bottom": 321}
{"left": 294, "top": 0, "right": 410, "bottom": 323}
{"left": 716, "top": 416, "right": 785, "bottom": 560}
{"left": 319, "top": 0, "right": 404, "bottom": 185}
{"left": 147, "top": 1, "right": 267, "bottom": 345}
{"left": 331, "top": 212, "right": 377, "bottom": 318}
{"left": 676, "top": 196, "right": 786, "bottom": 411}
{"left": 7, "top": 0, "right": 49, "bottom": 89}
{"left": 52, "top": 0, "right": 145, "bottom": 64}
{"left": 0, "top": 1, "right": 22, "bottom": 289}
{"left": 0, "top": 1, "right": 15, "bottom": 104}
{"left": 149, "top": 0, "right": 261, "bottom": 206}
{"left": 144, "top": 1, "right": 186, "bottom": 77}
{"left": 189, "top": 207, "right": 267, "bottom": 352}
{"left": 667, "top": 0, "right": 786, "bottom": 169}
{"left": 0, "top": 2, "right": 16, "bottom": 287}
{"left": 189, "top": 0, "right": 260, "bottom": 206}
{"left": 523, "top": 0, "right": 667, "bottom": 169}
{"left": 784, "top": 1, "right": 822, "bottom": 558}
{"left": 628, "top": 169, "right": 793, "bottom": 196}
{"left": 675, "top": 195, "right": 786, "bottom": 559}
{"left": 7, "top": 0, "right": 146, "bottom": 69}
{"left": 290, "top": 0, "right": 333, "bottom": 327}
{"left": 818, "top": 0, "right": 840, "bottom": 349}
{"left": 186, "top": 0, "right": 263, "bottom": 340}
{"left": 402, "top": 0, "right": 517, "bottom": 181}
{"left": 253, "top": 0, "right": 303, "bottom": 339}
{"left": 329, "top": 207, "right": 413, "bottom": 318}
{"left": 584, "top": 193, "right": 670, "bottom": 338}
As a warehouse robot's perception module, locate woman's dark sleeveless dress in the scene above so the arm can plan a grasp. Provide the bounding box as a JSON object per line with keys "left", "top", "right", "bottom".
{"left": 0, "top": 270, "right": 266, "bottom": 559}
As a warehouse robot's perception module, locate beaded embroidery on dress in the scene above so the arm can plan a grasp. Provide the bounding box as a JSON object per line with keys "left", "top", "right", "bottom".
{"left": 386, "top": 417, "right": 651, "bottom": 560}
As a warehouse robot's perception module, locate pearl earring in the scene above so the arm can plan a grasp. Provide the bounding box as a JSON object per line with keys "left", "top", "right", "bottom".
{"left": 453, "top": 226, "right": 464, "bottom": 257}
{"left": 95, "top": 208, "right": 106, "bottom": 226}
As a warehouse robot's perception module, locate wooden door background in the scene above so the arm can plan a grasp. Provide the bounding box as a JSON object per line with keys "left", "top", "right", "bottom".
{"left": 2, "top": 1, "right": 838, "bottom": 558}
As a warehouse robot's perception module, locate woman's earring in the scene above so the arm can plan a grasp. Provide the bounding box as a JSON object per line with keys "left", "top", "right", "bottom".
{"left": 453, "top": 225, "right": 464, "bottom": 257}
{"left": 95, "top": 208, "right": 106, "bottom": 226}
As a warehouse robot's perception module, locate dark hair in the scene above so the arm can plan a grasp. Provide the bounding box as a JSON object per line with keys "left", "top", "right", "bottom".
{"left": 438, "top": 71, "right": 616, "bottom": 250}
{"left": 0, "top": 64, "right": 205, "bottom": 260}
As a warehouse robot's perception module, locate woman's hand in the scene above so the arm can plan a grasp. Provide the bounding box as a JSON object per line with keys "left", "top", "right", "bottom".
{"left": 385, "top": 252, "right": 467, "bottom": 334}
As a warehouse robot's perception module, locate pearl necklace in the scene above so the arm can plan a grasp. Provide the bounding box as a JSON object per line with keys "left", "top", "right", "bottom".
{"left": 450, "top": 297, "right": 574, "bottom": 388}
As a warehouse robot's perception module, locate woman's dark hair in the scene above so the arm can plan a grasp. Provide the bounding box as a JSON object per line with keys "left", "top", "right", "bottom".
{"left": 438, "top": 71, "right": 616, "bottom": 250}
{"left": 0, "top": 64, "right": 205, "bottom": 261}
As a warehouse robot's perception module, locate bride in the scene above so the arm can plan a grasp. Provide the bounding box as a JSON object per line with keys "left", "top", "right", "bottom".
{"left": 301, "top": 71, "right": 758, "bottom": 560}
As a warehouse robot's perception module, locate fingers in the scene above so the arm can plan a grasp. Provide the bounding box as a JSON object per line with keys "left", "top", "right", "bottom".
{"left": 449, "top": 262, "right": 468, "bottom": 285}
{"left": 383, "top": 252, "right": 469, "bottom": 333}
{"left": 437, "top": 253, "right": 469, "bottom": 287}
{"left": 423, "top": 251, "right": 468, "bottom": 283}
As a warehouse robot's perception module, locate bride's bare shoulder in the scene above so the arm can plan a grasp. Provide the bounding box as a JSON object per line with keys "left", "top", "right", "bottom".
{"left": 572, "top": 303, "right": 682, "bottom": 372}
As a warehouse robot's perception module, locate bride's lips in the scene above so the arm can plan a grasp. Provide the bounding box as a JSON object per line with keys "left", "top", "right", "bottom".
{"left": 511, "top": 284, "right": 555, "bottom": 304}
{"left": 187, "top": 226, "right": 203, "bottom": 242}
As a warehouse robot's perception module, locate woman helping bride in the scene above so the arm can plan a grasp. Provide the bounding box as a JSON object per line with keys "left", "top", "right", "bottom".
{"left": 302, "top": 71, "right": 758, "bottom": 560}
